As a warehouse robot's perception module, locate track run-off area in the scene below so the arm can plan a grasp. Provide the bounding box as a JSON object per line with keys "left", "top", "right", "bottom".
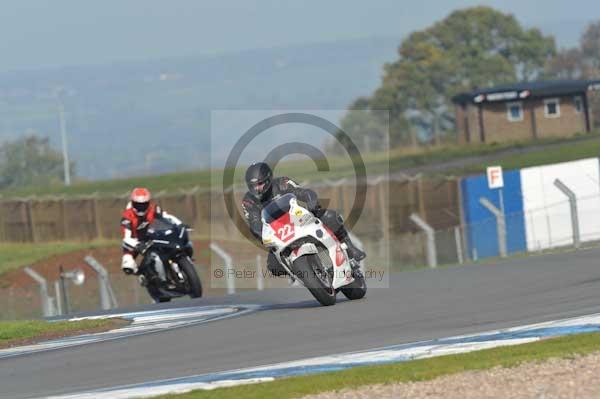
{"left": 3, "top": 247, "right": 600, "bottom": 398}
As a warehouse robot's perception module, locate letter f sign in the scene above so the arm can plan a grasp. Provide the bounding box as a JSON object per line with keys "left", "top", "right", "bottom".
{"left": 487, "top": 166, "right": 504, "bottom": 189}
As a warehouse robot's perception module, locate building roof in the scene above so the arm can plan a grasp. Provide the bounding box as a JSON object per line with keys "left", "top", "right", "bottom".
{"left": 452, "top": 79, "right": 600, "bottom": 105}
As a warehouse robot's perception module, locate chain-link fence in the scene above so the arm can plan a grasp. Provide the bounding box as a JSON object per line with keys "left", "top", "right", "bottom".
{"left": 4, "top": 176, "right": 600, "bottom": 319}
{"left": 0, "top": 232, "right": 404, "bottom": 319}
{"left": 2, "top": 200, "right": 594, "bottom": 320}
{"left": 412, "top": 193, "right": 600, "bottom": 270}
{"left": 0, "top": 176, "right": 461, "bottom": 243}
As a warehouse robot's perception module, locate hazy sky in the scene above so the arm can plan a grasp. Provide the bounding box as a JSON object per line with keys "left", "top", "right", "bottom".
{"left": 1, "top": 0, "right": 599, "bottom": 72}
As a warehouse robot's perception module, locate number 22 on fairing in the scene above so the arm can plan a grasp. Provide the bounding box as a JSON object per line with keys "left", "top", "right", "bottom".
{"left": 275, "top": 224, "right": 294, "bottom": 241}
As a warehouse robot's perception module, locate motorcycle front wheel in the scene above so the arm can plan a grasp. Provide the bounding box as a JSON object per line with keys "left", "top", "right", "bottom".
{"left": 292, "top": 254, "right": 336, "bottom": 306}
{"left": 179, "top": 256, "right": 203, "bottom": 298}
{"left": 340, "top": 267, "right": 367, "bottom": 300}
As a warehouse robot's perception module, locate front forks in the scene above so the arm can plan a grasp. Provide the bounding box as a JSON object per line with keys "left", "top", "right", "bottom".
{"left": 170, "top": 259, "right": 185, "bottom": 282}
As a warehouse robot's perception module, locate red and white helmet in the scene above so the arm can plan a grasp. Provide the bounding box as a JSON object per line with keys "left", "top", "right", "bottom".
{"left": 130, "top": 187, "right": 151, "bottom": 216}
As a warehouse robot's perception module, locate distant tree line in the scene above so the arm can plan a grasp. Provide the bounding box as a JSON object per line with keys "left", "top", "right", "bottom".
{"left": 544, "top": 21, "right": 600, "bottom": 125}
{"left": 0, "top": 135, "right": 72, "bottom": 190}
{"left": 336, "top": 6, "right": 600, "bottom": 152}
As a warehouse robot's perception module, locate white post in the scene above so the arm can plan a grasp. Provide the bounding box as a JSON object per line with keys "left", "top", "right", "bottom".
{"left": 85, "top": 256, "right": 119, "bottom": 309}
{"left": 210, "top": 242, "right": 235, "bottom": 295}
{"left": 554, "top": 179, "right": 581, "bottom": 248}
{"left": 410, "top": 213, "right": 437, "bottom": 268}
{"left": 24, "top": 267, "right": 55, "bottom": 317}
{"left": 58, "top": 100, "right": 71, "bottom": 186}
{"left": 480, "top": 198, "right": 507, "bottom": 258}
{"left": 54, "top": 280, "right": 63, "bottom": 315}
{"left": 454, "top": 226, "right": 464, "bottom": 264}
{"left": 256, "top": 254, "right": 264, "bottom": 291}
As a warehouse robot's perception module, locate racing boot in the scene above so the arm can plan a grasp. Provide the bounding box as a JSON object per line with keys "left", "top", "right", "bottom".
{"left": 138, "top": 274, "right": 148, "bottom": 287}
{"left": 342, "top": 237, "right": 366, "bottom": 262}
{"left": 320, "top": 209, "right": 366, "bottom": 262}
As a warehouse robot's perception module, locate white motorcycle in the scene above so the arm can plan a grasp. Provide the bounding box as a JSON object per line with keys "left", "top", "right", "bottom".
{"left": 261, "top": 193, "right": 367, "bottom": 306}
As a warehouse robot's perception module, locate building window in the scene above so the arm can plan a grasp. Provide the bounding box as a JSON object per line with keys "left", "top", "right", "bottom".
{"left": 507, "top": 102, "right": 523, "bottom": 122}
{"left": 544, "top": 98, "right": 561, "bottom": 118}
{"left": 574, "top": 96, "right": 583, "bottom": 113}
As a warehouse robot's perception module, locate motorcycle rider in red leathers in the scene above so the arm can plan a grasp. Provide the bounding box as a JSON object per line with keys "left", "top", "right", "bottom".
{"left": 120, "top": 187, "right": 189, "bottom": 275}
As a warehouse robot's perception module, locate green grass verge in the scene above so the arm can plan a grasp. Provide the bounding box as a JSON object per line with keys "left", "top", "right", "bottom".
{"left": 0, "top": 319, "right": 123, "bottom": 347}
{"left": 2, "top": 132, "right": 600, "bottom": 199}
{"left": 387, "top": 133, "right": 599, "bottom": 173}
{"left": 156, "top": 332, "right": 600, "bottom": 399}
{"left": 0, "top": 151, "right": 386, "bottom": 198}
{"left": 0, "top": 240, "right": 116, "bottom": 278}
{"left": 456, "top": 134, "right": 600, "bottom": 175}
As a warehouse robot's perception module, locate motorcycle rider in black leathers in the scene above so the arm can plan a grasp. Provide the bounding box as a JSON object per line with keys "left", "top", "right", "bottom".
{"left": 241, "top": 162, "right": 366, "bottom": 277}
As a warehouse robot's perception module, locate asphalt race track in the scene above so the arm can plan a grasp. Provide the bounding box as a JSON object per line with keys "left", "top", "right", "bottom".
{"left": 3, "top": 247, "right": 600, "bottom": 398}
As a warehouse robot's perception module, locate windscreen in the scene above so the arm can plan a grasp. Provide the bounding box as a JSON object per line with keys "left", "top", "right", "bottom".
{"left": 147, "top": 218, "right": 175, "bottom": 237}
{"left": 261, "top": 193, "right": 295, "bottom": 224}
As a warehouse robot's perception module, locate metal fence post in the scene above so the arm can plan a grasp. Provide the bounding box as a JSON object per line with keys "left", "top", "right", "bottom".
{"left": 84, "top": 256, "right": 119, "bottom": 309}
{"left": 58, "top": 265, "right": 71, "bottom": 314}
{"left": 24, "top": 267, "right": 55, "bottom": 317}
{"left": 210, "top": 242, "right": 235, "bottom": 295}
{"left": 479, "top": 198, "right": 507, "bottom": 258}
{"left": 377, "top": 180, "right": 390, "bottom": 256}
{"left": 54, "top": 280, "right": 63, "bottom": 315}
{"left": 26, "top": 201, "right": 38, "bottom": 243}
{"left": 554, "top": 178, "right": 581, "bottom": 249}
{"left": 472, "top": 248, "right": 478, "bottom": 261}
{"left": 409, "top": 213, "right": 437, "bottom": 268}
{"left": 454, "top": 226, "right": 464, "bottom": 264}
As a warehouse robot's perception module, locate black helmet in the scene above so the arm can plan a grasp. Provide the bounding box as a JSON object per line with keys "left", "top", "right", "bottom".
{"left": 245, "top": 162, "right": 273, "bottom": 200}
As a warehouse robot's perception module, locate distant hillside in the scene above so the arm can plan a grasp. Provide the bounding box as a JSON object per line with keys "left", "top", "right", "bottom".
{"left": 0, "top": 37, "right": 400, "bottom": 180}
{"left": 3, "top": 133, "right": 600, "bottom": 199}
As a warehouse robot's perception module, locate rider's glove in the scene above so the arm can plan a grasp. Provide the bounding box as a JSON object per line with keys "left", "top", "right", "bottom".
{"left": 121, "top": 253, "right": 138, "bottom": 275}
{"left": 122, "top": 237, "right": 140, "bottom": 254}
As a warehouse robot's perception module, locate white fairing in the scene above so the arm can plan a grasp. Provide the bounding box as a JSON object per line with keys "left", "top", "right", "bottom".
{"left": 289, "top": 242, "right": 318, "bottom": 261}
{"left": 162, "top": 211, "right": 183, "bottom": 226}
{"left": 262, "top": 196, "right": 355, "bottom": 290}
